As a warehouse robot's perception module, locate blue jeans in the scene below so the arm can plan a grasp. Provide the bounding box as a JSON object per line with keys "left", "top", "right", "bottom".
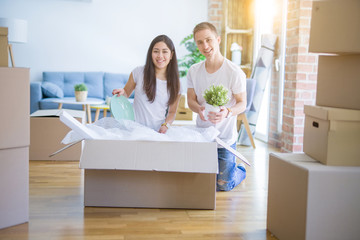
{"left": 217, "top": 143, "right": 246, "bottom": 191}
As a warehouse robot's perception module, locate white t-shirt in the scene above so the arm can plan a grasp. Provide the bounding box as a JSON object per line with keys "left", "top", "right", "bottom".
{"left": 187, "top": 58, "right": 246, "bottom": 145}
{"left": 132, "top": 66, "right": 169, "bottom": 131}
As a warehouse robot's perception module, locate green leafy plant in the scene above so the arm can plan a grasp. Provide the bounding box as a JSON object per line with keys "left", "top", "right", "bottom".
{"left": 74, "top": 83, "right": 88, "bottom": 92}
{"left": 178, "top": 33, "right": 206, "bottom": 78}
{"left": 203, "top": 84, "right": 229, "bottom": 107}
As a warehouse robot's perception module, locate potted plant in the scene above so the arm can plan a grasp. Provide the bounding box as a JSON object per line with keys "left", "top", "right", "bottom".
{"left": 203, "top": 84, "right": 229, "bottom": 120}
{"left": 178, "top": 33, "right": 206, "bottom": 78}
{"left": 74, "top": 83, "right": 88, "bottom": 102}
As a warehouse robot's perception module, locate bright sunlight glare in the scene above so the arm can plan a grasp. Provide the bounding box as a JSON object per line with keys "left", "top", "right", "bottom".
{"left": 255, "top": 0, "right": 277, "bottom": 33}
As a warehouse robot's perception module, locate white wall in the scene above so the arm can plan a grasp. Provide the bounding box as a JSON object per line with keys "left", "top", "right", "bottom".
{"left": 0, "top": 0, "right": 208, "bottom": 82}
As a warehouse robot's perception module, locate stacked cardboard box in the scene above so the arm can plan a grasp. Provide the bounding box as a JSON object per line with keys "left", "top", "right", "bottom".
{"left": 0, "top": 67, "right": 30, "bottom": 229}
{"left": 175, "top": 94, "right": 193, "bottom": 121}
{"left": 267, "top": 153, "right": 360, "bottom": 240}
{"left": 267, "top": 1, "right": 360, "bottom": 239}
{"left": 304, "top": 0, "right": 360, "bottom": 166}
{"left": 303, "top": 105, "right": 360, "bottom": 166}
{"left": 308, "top": 0, "right": 360, "bottom": 54}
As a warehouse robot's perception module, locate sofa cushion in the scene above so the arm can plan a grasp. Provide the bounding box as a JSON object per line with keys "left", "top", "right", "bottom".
{"left": 84, "top": 72, "right": 104, "bottom": 99}
{"left": 41, "top": 82, "right": 64, "bottom": 98}
{"left": 43, "top": 72, "right": 104, "bottom": 99}
{"left": 104, "top": 73, "right": 134, "bottom": 98}
{"left": 63, "top": 72, "right": 84, "bottom": 97}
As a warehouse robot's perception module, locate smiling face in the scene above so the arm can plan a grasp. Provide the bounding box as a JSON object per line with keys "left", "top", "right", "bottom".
{"left": 152, "top": 41, "right": 173, "bottom": 71}
{"left": 194, "top": 29, "right": 221, "bottom": 59}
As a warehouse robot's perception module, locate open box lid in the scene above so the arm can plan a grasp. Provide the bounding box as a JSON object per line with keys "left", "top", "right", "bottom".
{"left": 31, "top": 109, "right": 85, "bottom": 119}
{"left": 80, "top": 139, "right": 219, "bottom": 174}
{"left": 304, "top": 105, "right": 360, "bottom": 121}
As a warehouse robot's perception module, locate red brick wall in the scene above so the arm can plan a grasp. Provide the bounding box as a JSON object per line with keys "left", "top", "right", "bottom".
{"left": 208, "top": 0, "right": 223, "bottom": 34}
{"left": 280, "top": 0, "right": 317, "bottom": 152}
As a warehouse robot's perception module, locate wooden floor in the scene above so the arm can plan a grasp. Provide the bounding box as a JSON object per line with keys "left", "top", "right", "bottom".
{"left": 0, "top": 140, "right": 280, "bottom": 240}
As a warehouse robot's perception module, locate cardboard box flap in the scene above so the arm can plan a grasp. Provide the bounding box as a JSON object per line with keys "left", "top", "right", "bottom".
{"left": 271, "top": 153, "right": 360, "bottom": 173}
{"left": 292, "top": 160, "right": 360, "bottom": 173}
{"left": 270, "top": 153, "right": 316, "bottom": 163}
{"left": 0, "top": 27, "right": 8, "bottom": 36}
{"left": 31, "top": 109, "right": 85, "bottom": 119}
{"left": 304, "top": 105, "right": 360, "bottom": 121}
{"left": 80, "top": 140, "right": 218, "bottom": 174}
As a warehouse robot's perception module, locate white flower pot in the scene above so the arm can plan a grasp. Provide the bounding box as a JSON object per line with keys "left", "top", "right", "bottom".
{"left": 204, "top": 103, "right": 220, "bottom": 120}
{"left": 75, "top": 91, "right": 88, "bottom": 102}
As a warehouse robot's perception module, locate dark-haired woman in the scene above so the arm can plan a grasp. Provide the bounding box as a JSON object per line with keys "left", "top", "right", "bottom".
{"left": 112, "top": 35, "right": 181, "bottom": 133}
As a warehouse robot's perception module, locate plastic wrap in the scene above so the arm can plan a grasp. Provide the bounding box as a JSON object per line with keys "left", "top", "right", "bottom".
{"left": 62, "top": 117, "right": 220, "bottom": 144}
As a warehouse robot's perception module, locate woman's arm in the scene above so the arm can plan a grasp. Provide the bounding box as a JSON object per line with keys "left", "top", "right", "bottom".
{"left": 159, "top": 94, "right": 181, "bottom": 134}
{"left": 112, "top": 73, "right": 136, "bottom": 98}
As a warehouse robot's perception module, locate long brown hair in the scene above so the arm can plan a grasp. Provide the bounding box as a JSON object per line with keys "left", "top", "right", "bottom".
{"left": 143, "top": 35, "right": 180, "bottom": 105}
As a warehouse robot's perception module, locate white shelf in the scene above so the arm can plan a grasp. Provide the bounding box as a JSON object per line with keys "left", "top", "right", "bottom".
{"left": 225, "top": 27, "right": 253, "bottom": 35}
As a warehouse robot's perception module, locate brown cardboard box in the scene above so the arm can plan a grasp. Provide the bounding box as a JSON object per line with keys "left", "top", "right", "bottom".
{"left": 316, "top": 55, "right": 360, "bottom": 110}
{"left": 59, "top": 110, "right": 250, "bottom": 209}
{"left": 30, "top": 109, "right": 85, "bottom": 161}
{"left": 0, "top": 67, "right": 30, "bottom": 150}
{"left": 175, "top": 95, "right": 193, "bottom": 121}
{"left": 85, "top": 170, "right": 216, "bottom": 209}
{"left": 0, "top": 147, "right": 29, "bottom": 229}
{"left": 303, "top": 105, "right": 360, "bottom": 166}
{"left": 0, "top": 27, "right": 8, "bottom": 67}
{"left": 267, "top": 153, "right": 360, "bottom": 240}
{"left": 175, "top": 107, "right": 193, "bottom": 121}
{"left": 309, "top": 0, "right": 360, "bottom": 54}
{"left": 81, "top": 140, "right": 218, "bottom": 209}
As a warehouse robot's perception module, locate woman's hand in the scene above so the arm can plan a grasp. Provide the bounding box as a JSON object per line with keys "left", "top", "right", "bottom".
{"left": 159, "top": 125, "right": 168, "bottom": 134}
{"left": 112, "top": 88, "right": 125, "bottom": 96}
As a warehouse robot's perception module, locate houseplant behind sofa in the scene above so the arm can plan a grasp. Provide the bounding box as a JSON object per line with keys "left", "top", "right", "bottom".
{"left": 30, "top": 72, "right": 133, "bottom": 118}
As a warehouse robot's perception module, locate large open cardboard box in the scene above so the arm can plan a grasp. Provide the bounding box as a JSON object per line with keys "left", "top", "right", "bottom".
{"left": 58, "top": 110, "right": 248, "bottom": 209}
{"left": 0, "top": 147, "right": 29, "bottom": 229}
{"left": 316, "top": 55, "right": 360, "bottom": 110}
{"left": 267, "top": 153, "right": 360, "bottom": 240}
{"left": 81, "top": 140, "right": 218, "bottom": 209}
{"left": 309, "top": 0, "right": 360, "bottom": 54}
{"left": 30, "top": 109, "right": 85, "bottom": 161}
{"left": 303, "top": 105, "right": 360, "bottom": 166}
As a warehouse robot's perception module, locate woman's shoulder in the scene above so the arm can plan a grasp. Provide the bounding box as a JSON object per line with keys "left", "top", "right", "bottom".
{"left": 132, "top": 65, "right": 145, "bottom": 74}
{"left": 132, "top": 66, "right": 145, "bottom": 82}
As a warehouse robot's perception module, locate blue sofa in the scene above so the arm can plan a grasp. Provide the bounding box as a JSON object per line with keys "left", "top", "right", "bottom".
{"left": 30, "top": 72, "right": 133, "bottom": 117}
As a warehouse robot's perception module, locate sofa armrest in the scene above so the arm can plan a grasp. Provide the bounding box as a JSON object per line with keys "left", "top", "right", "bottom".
{"left": 30, "top": 82, "right": 43, "bottom": 114}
